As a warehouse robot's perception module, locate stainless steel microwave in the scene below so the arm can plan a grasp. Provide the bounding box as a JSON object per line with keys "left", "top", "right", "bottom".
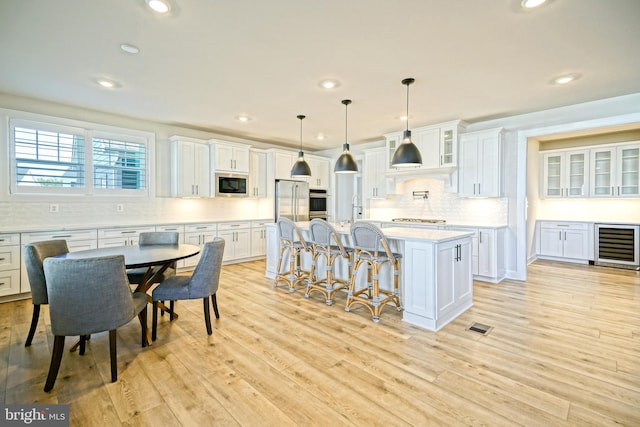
{"left": 215, "top": 173, "right": 248, "bottom": 197}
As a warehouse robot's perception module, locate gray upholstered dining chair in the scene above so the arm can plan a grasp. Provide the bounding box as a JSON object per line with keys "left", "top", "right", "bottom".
{"left": 151, "top": 238, "right": 225, "bottom": 340}
{"left": 126, "top": 231, "right": 180, "bottom": 285}
{"left": 42, "top": 255, "right": 148, "bottom": 392}
{"left": 23, "top": 240, "right": 69, "bottom": 347}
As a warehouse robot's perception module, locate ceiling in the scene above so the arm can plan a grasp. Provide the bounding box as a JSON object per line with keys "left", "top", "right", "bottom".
{"left": 1, "top": 0, "right": 639, "bottom": 151}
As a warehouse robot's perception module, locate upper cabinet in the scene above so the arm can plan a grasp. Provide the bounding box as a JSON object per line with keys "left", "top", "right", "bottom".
{"left": 209, "top": 140, "right": 250, "bottom": 174}
{"left": 306, "top": 155, "right": 330, "bottom": 189}
{"left": 272, "top": 149, "right": 297, "bottom": 181}
{"left": 249, "top": 149, "right": 267, "bottom": 198}
{"left": 459, "top": 128, "right": 503, "bottom": 198}
{"left": 541, "top": 149, "right": 589, "bottom": 198}
{"left": 170, "top": 136, "right": 210, "bottom": 197}
{"left": 385, "top": 120, "right": 467, "bottom": 172}
{"left": 590, "top": 143, "right": 640, "bottom": 198}
{"left": 363, "top": 148, "right": 391, "bottom": 199}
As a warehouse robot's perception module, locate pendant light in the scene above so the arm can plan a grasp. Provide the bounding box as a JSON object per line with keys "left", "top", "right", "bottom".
{"left": 334, "top": 99, "right": 358, "bottom": 174}
{"left": 391, "top": 77, "right": 422, "bottom": 167}
{"left": 291, "top": 114, "right": 312, "bottom": 178}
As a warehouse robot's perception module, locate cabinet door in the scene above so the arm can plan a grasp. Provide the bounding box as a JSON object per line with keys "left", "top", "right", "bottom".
{"left": 436, "top": 242, "right": 456, "bottom": 316}
{"left": 478, "top": 132, "right": 501, "bottom": 197}
{"left": 539, "top": 228, "right": 564, "bottom": 257}
{"left": 440, "top": 126, "right": 456, "bottom": 167}
{"left": 416, "top": 128, "right": 440, "bottom": 169}
{"left": 232, "top": 145, "right": 250, "bottom": 173}
{"left": 617, "top": 145, "right": 640, "bottom": 197}
{"left": 542, "top": 153, "right": 564, "bottom": 197}
{"left": 563, "top": 229, "right": 589, "bottom": 259}
{"left": 214, "top": 143, "right": 235, "bottom": 171}
{"left": 454, "top": 239, "right": 473, "bottom": 301}
{"left": 590, "top": 148, "right": 614, "bottom": 197}
{"left": 274, "top": 151, "right": 296, "bottom": 180}
{"left": 459, "top": 135, "right": 479, "bottom": 196}
{"left": 173, "top": 141, "right": 196, "bottom": 197}
{"left": 307, "top": 156, "right": 330, "bottom": 189}
{"left": 251, "top": 228, "right": 266, "bottom": 257}
{"left": 477, "top": 229, "right": 494, "bottom": 278}
{"left": 565, "top": 150, "right": 589, "bottom": 197}
{"left": 193, "top": 143, "right": 210, "bottom": 196}
{"left": 249, "top": 150, "right": 267, "bottom": 197}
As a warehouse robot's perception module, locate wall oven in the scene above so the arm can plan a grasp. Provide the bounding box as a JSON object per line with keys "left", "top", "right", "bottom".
{"left": 595, "top": 223, "right": 640, "bottom": 270}
{"left": 215, "top": 173, "right": 248, "bottom": 197}
{"left": 309, "top": 189, "right": 328, "bottom": 220}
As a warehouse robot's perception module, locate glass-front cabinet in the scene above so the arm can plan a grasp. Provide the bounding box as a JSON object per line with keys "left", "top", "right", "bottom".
{"left": 542, "top": 150, "right": 589, "bottom": 198}
{"left": 590, "top": 143, "right": 639, "bottom": 197}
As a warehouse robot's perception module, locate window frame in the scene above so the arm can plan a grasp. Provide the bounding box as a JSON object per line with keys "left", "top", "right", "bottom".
{"left": 7, "top": 112, "right": 154, "bottom": 199}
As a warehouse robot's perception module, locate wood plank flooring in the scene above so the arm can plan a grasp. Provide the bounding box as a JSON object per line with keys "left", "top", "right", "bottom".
{"left": 1, "top": 259, "right": 639, "bottom": 426}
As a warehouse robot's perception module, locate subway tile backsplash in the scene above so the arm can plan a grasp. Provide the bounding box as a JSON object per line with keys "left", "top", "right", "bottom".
{"left": 367, "top": 178, "right": 508, "bottom": 225}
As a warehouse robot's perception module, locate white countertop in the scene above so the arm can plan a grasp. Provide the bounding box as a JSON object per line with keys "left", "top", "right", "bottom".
{"left": 291, "top": 222, "right": 474, "bottom": 244}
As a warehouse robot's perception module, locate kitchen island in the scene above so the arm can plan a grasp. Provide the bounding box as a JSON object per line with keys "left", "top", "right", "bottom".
{"left": 265, "top": 222, "right": 474, "bottom": 331}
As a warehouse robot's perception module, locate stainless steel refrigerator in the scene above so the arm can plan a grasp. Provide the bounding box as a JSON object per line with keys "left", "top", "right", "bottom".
{"left": 275, "top": 179, "right": 310, "bottom": 221}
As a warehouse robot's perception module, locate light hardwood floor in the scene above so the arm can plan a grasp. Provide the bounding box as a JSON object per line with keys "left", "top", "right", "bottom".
{"left": 1, "top": 259, "right": 639, "bottom": 426}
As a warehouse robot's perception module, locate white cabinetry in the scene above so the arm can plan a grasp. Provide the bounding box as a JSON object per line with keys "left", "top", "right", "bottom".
{"left": 155, "top": 224, "right": 186, "bottom": 267}
{"left": 0, "top": 234, "right": 21, "bottom": 297}
{"left": 170, "top": 136, "right": 210, "bottom": 197}
{"left": 210, "top": 140, "right": 250, "bottom": 174}
{"left": 183, "top": 223, "right": 217, "bottom": 269}
{"left": 306, "top": 155, "right": 330, "bottom": 189}
{"left": 21, "top": 229, "right": 99, "bottom": 293}
{"left": 402, "top": 236, "right": 473, "bottom": 331}
{"left": 541, "top": 150, "right": 589, "bottom": 198}
{"left": 272, "top": 150, "right": 297, "bottom": 180}
{"left": 98, "top": 226, "right": 155, "bottom": 248}
{"left": 363, "top": 148, "right": 391, "bottom": 199}
{"left": 459, "top": 128, "right": 503, "bottom": 197}
{"left": 538, "top": 221, "right": 591, "bottom": 262}
{"left": 450, "top": 226, "right": 506, "bottom": 283}
{"left": 217, "top": 222, "right": 251, "bottom": 262}
{"left": 251, "top": 220, "right": 269, "bottom": 257}
{"left": 590, "top": 143, "right": 640, "bottom": 197}
{"left": 249, "top": 149, "right": 268, "bottom": 197}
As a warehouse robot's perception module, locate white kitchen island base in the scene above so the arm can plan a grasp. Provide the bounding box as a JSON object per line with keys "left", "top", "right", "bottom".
{"left": 266, "top": 222, "right": 474, "bottom": 332}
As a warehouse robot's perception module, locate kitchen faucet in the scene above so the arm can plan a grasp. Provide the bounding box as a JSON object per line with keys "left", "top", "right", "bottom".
{"left": 351, "top": 193, "right": 362, "bottom": 224}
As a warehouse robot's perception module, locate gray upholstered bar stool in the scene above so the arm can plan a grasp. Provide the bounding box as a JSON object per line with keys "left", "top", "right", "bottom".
{"left": 274, "top": 217, "right": 313, "bottom": 292}
{"left": 346, "top": 221, "right": 402, "bottom": 322}
{"left": 305, "top": 219, "right": 353, "bottom": 305}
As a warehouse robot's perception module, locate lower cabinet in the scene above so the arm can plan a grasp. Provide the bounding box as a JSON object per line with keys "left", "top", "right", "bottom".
{"left": 0, "top": 234, "right": 21, "bottom": 297}
{"left": 20, "top": 229, "right": 99, "bottom": 294}
{"left": 402, "top": 236, "right": 473, "bottom": 331}
{"left": 251, "top": 221, "right": 269, "bottom": 257}
{"left": 98, "top": 226, "right": 155, "bottom": 248}
{"left": 538, "top": 221, "right": 592, "bottom": 262}
{"left": 183, "top": 223, "right": 218, "bottom": 269}
{"left": 450, "top": 226, "right": 506, "bottom": 283}
{"left": 217, "top": 222, "right": 251, "bottom": 262}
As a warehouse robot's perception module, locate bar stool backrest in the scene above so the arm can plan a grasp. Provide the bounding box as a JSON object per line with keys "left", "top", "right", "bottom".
{"left": 350, "top": 222, "right": 397, "bottom": 261}
{"left": 309, "top": 219, "right": 349, "bottom": 257}
{"left": 276, "top": 217, "right": 310, "bottom": 251}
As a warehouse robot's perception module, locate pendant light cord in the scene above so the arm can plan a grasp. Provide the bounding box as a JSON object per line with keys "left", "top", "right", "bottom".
{"left": 406, "top": 82, "right": 410, "bottom": 132}
{"left": 345, "top": 102, "right": 348, "bottom": 143}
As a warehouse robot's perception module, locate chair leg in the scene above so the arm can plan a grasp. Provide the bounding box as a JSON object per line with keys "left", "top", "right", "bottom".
{"left": 152, "top": 301, "right": 158, "bottom": 342}
{"left": 79, "top": 335, "right": 87, "bottom": 355}
{"left": 203, "top": 298, "right": 212, "bottom": 335}
{"left": 211, "top": 294, "right": 220, "bottom": 319}
{"left": 109, "top": 329, "right": 117, "bottom": 382}
{"left": 140, "top": 305, "right": 148, "bottom": 348}
{"left": 169, "top": 301, "right": 175, "bottom": 321}
{"left": 25, "top": 304, "right": 40, "bottom": 347}
{"left": 44, "top": 335, "right": 65, "bottom": 392}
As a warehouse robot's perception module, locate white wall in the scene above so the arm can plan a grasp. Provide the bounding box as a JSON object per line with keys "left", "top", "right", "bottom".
{"left": 0, "top": 93, "right": 276, "bottom": 230}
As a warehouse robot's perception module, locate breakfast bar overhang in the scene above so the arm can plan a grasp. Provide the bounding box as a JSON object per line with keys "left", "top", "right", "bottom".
{"left": 265, "top": 222, "right": 474, "bottom": 331}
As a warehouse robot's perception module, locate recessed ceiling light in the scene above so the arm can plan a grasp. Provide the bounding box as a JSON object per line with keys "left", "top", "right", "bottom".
{"left": 319, "top": 79, "right": 340, "bottom": 90}
{"left": 316, "top": 133, "right": 326, "bottom": 140}
{"left": 236, "top": 115, "right": 251, "bottom": 122}
{"left": 97, "top": 79, "right": 117, "bottom": 88}
{"left": 399, "top": 115, "right": 410, "bottom": 121}
{"left": 521, "top": 0, "right": 548, "bottom": 9}
{"left": 120, "top": 43, "right": 140, "bottom": 54}
{"left": 551, "top": 73, "right": 580, "bottom": 85}
{"left": 146, "top": 0, "right": 170, "bottom": 13}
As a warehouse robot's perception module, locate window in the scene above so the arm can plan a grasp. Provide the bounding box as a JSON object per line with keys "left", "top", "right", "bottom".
{"left": 9, "top": 117, "right": 152, "bottom": 197}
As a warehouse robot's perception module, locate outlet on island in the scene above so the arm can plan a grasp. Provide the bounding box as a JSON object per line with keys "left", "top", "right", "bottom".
{"left": 116, "top": 204, "right": 124, "bottom": 212}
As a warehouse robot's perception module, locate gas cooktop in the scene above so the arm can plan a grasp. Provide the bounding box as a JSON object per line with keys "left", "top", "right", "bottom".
{"left": 391, "top": 218, "right": 446, "bottom": 224}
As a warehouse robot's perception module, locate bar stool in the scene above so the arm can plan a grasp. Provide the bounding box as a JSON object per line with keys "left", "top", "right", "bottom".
{"left": 346, "top": 221, "right": 402, "bottom": 322}
{"left": 274, "top": 217, "right": 313, "bottom": 292}
{"left": 305, "top": 219, "right": 353, "bottom": 305}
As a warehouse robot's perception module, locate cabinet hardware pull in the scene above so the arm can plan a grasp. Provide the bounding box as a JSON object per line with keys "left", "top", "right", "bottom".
{"left": 52, "top": 235, "right": 72, "bottom": 238}
{"left": 0, "top": 257, "right": 5, "bottom": 261}
{"left": 0, "top": 239, "right": 4, "bottom": 242}
{"left": 479, "top": 232, "right": 482, "bottom": 244}
{"left": 121, "top": 231, "right": 136, "bottom": 234}
{"left": 478, "top": 183, "right": 481, "bottom": 194}
{"left": 0, "top": 282, "right": 5, "bottom": 285}
{"left": 559, "top": 231, "right": 562, "bottom": 240}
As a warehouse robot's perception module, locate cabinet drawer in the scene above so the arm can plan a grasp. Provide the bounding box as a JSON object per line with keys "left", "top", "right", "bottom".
{"left": 68, "top": 240, "right": 98, "bottom": 252}
{"left": 251, "top": 220, "right": 271, "bottom": 228}
{"left": 98, "top": 226, "right": 155, "bottom": 239}
{"left": 155, "top": 224, "right": 185, "bottom": 233}
{"left": 218, "top": 222, "right": 250, "bottom": 231}
{"left": 185, "top": 223, "right": 217, "bottom": 233}
{"left": 21, "top": 229, "right": 97, "bottom": 244}
{"left": 540, "top": 222, "right": 589, "bottom": 231}
{"left": 0, "top": 270, "right": 20, "bottom": 297}
{"left": 0, "top": 246, "right": 20, "bottom": 270}
{"left": 0, "top": 234, "right": 20, "bottom": 247}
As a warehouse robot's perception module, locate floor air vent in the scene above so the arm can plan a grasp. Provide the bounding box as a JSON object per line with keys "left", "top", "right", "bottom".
{"left": 466, "top": 322, "right": 493, "bottom": 336}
